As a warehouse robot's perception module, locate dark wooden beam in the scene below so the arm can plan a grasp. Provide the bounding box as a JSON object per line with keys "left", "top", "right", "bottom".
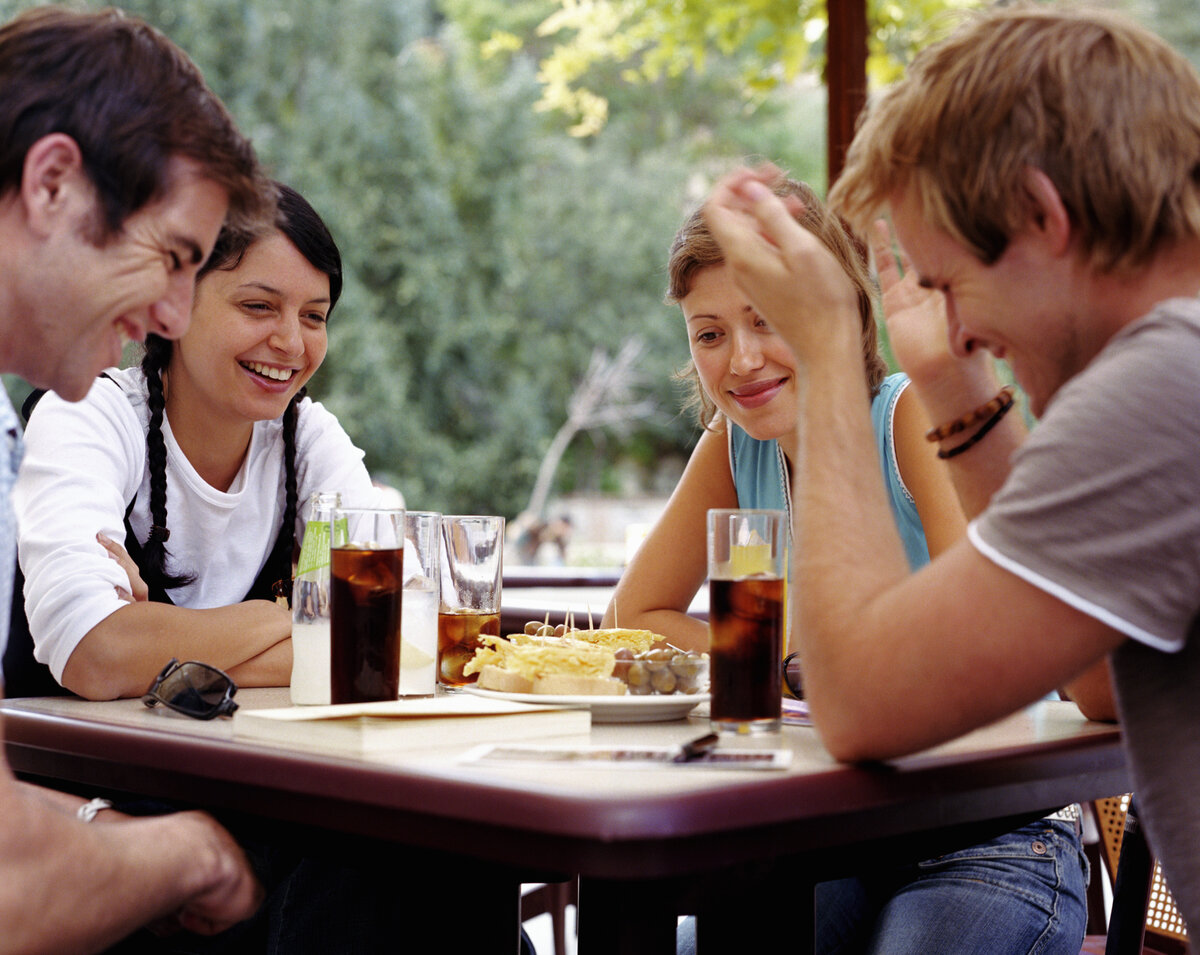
{"left": 826, "top": 0, "right": 869, "bottom": 186}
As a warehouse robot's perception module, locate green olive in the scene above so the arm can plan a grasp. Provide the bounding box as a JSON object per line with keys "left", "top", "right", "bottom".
{"left": 650, "top": 668, "right": 678, "bottom": 694}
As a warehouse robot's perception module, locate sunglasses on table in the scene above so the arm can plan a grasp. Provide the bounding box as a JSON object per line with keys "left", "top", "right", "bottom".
{"left": 142, "top": 658, "right": 239, "bottom": 720}
{"left": 783, "top": 651, "right": 804, "bottom": 701}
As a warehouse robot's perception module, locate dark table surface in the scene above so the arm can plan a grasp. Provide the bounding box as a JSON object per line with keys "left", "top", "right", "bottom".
{"left": 2, "top": 690, "right": 1128, "bottom": 953}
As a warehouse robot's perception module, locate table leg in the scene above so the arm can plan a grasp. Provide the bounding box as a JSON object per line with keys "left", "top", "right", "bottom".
{"left": 467, "top": 878, "right": 524, "bottom": 953}
{"left": 577, "top": 876, "right": 678, "bottom": 954}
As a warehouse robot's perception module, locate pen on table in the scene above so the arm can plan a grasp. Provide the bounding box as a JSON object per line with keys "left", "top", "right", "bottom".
{"left": 673, "top": 732, "right": 719, "bottom": 763}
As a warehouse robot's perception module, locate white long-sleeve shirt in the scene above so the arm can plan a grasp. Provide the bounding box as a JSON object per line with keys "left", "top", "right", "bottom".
{"left": 0, "top": 389, "right": 23, "bottom": 671}
{"left": 14, "top": 367, "right": 377, "bottom": 681}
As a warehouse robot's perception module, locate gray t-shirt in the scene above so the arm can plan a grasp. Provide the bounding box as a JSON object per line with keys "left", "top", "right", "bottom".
{"left": 970, "top": 297, "right": 1200, "bottom": 932}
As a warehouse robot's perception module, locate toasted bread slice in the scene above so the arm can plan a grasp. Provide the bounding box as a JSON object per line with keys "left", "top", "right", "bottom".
{"left": 532, "top": 674, "right": 627, "bottom": 696}
{"left": 476, "top": 664, "right": 535, "bottom": 694}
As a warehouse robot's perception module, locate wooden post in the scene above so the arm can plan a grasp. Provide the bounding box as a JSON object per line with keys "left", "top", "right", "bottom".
{"left": 826, "top": 0, "right": 869, "bottom": 186}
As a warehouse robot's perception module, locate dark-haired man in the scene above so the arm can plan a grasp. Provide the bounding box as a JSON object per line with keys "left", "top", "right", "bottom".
{"left": 0, "top": 7, "right": 271, "bottom": 951}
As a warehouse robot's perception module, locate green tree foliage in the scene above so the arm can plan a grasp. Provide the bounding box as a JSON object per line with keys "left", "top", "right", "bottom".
{"left": 5, "top": 0, "right": 791, "bottom": 516}
{"left": 10, "top": 0, "right": 1191, "bottom": 521}
{"left": 141, "top": 0, "right": 707, "bottom": 516}
{"left": 499, "top": 0, "right": 980, "bottom": 136}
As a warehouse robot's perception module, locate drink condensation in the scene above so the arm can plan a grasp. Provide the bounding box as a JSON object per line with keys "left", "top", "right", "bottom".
{"left": 290, "top": 491, "right": 340, "bottom": 705}
{"left": 330, "top": 546, "right": 403, "bottom": 704}
{"left": 399, "top": 582, "right": 437, "bottom": 696}
{"left": 291, "top": 618, "right": 331, "bottom": 704}
{"left": 437, "top": 515, "right": 504, "bottom": 688}
{"left": 706, "top": 507, "right": 788, "bottom": 736}
{"left": 708, "top": 575, "right": 784, "bottom": 730}
{"left": 437, "top": 609, "right": 501, "bottom": 687}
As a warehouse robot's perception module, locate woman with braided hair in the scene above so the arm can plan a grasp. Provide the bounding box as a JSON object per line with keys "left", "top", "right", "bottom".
{"left": 9, "top": 182, "right": 377, "bottom": 699}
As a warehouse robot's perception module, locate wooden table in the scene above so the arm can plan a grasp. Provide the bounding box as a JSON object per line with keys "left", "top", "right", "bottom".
{"left": 1, "top": 691, "right": 1128, "bottom": 953}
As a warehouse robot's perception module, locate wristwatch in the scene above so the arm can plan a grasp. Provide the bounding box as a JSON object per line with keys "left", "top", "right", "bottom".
{"left": 76, "top": 797, "right": 113, "bottom": 823}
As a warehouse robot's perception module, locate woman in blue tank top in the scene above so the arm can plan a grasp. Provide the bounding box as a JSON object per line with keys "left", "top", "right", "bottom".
{"left": 603, "top": 177, "right": 964, "bottom": 652}
{"left": 606, "top": 175, "right": 1088, "bottom": 955}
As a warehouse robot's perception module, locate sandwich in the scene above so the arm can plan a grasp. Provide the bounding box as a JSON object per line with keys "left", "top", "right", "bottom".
{"left": 550, "top": 627, "right": 659, "bottom": 654}
{"left": 465, "top": 634, "right": 627, "bottom": 695}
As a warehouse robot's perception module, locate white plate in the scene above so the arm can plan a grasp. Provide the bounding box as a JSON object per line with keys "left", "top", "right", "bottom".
{"left": 463, "top": 686, "right": 709, "bottom": 724}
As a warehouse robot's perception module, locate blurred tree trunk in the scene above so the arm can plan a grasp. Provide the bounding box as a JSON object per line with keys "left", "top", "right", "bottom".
{"left": 522, "top": 339, "right": 657, "bottom": 520}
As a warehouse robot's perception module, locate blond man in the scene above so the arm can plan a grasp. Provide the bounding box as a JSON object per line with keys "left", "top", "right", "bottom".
{"left": 703, "top": 5, "right": 1200, "bottom": 932}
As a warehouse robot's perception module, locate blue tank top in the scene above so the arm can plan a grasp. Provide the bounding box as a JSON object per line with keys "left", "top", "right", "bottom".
{"left": 728, "top": 373, "right": 931, "bottom": 571}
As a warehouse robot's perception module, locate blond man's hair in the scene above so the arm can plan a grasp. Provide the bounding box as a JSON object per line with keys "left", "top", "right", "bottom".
{"left": 830, "top": 4, "right": 1200, "bottom": 273}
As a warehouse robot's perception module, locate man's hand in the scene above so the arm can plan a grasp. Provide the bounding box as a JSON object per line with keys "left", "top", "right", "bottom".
{"left": 702, "top": 164, "right": 862, "bottom": 365}
{"left": 871, "top": 219, "right": 956, "bottom": 381}
{"left": 869, "top": 219, "right": 1009, "bottom": 428}
{"left": 154, "top": 811, "right": 263, "bottom": 936}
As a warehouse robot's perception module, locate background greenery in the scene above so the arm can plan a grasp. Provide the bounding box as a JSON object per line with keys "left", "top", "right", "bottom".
{"left": 2, "top": 0, "right": 1197, "bottom": 522}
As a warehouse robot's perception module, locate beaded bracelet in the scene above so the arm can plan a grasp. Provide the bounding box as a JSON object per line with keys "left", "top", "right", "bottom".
{"left": 925, "top": 385, "right": 1016, "bottom": 443}
{"left": 936, "top": 388, "right": 1016, "bottom": 459}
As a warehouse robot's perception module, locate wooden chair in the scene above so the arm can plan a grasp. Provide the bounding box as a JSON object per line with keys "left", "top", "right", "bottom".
{"left": 1081, "top": 795, "right": 1190, "bottom": 955}
{"left": 522, "top": 878, "right": 577, "bottom": 955}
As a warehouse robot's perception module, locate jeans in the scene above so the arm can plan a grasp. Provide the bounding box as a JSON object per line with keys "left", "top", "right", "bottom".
{"left": 678, "top": 819, "right": 1089, "bottom": 955}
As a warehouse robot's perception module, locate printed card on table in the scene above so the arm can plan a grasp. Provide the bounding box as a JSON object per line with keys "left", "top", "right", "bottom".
{"left": 460, "top": 743, "right": 792, "bottom": 770}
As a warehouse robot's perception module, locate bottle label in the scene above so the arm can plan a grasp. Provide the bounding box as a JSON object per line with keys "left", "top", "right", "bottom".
{"left": 295, "top": 517, "right": 347, "bottom": 577}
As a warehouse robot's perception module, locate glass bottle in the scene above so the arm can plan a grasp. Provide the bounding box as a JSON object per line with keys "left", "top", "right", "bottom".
{"left": 289, "top": 491, "right": 340, "bottom": 704}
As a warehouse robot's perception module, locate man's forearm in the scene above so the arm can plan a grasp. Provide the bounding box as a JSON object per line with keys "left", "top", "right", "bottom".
{"left": 2, "top": 784, "right": 187, "bottom": 953}
{"left": 792, "top": 354, "right": 914, "bottom": 735}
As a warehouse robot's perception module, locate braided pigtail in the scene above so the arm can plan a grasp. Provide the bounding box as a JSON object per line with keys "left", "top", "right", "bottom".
{"left": 280, "top": 387, "right": 305, "bottom": 563}
{"left": 140, "top": 335, "right": 196, "bottom": 590}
